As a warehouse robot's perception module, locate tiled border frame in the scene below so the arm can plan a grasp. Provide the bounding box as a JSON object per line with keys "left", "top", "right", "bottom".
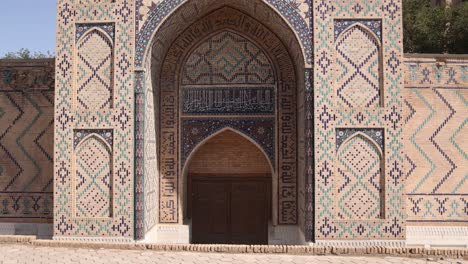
{"left": 313, "top": 0, "right": 405, "bottom": 240}
{"left": 55, "top": 0, "right": 135, "bottom": 239}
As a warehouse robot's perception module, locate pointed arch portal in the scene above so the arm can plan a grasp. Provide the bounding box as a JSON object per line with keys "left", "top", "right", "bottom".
{"left": 134, "top": 3, "right": 307, "bottom": 243}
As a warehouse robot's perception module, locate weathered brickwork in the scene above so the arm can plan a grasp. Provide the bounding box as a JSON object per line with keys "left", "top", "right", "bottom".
{"left": 403, "top": 55, "right": 468, "bottom": 225}
{"left": 0, "top": 59, "right": 54, "bottom": 222}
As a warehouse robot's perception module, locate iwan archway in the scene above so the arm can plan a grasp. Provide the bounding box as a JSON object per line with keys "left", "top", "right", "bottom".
{"left": 136, "top": 2, "right": 307, "bottom": 244}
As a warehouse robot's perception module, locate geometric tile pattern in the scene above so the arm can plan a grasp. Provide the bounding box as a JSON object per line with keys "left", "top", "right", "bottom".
{"left": 76, "top": 28, "right": 114, "bottom": 110}
{"left": 182, "top": 31, "right": 275, "bottom": 85}
{"left": 0, "top": 60, "right": 54, "bottom": 221}
{"left": 75, "top": 134, "right": 113, "bottom": 218}
{"left": 403, "top": 56, "right": 468, "bottom": 225}
{"left": 314, "top": 0, "right": 405, "bottom": 240}
{"left": 336, "top": 134, "right": 383, "bottom": 220}
{"left": 55, "top": 0, "right": 134, "bottom": 239}
{"left": 335, "top": 23, "right": 382, "bottom": 108}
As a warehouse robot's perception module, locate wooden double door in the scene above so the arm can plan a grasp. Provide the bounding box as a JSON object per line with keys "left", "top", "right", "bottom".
{"left": 190, "top": 175, "right": 271, "bottom": 245}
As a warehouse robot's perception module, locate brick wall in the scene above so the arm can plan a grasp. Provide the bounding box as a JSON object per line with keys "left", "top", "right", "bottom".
{"left": 0, "top": 59, "right": 54, "bottom": 222}
{"left": 188, "top": 130, "right": 271, "bottom": 175}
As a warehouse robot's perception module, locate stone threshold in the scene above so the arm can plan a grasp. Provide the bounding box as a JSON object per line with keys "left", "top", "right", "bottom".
{"left": 0, "top": 236, "right": 467, "bottom": 259}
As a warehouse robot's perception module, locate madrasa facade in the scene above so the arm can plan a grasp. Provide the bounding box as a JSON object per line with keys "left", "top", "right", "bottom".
{"left": 0, "top": 0, "right": 466, "bottom": 246}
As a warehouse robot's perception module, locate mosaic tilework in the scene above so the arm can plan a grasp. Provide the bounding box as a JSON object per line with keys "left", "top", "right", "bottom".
{"left": 75, "top": 133, "right": 113, "bottom": 218}
{"left": 314, "top": 0, "right": 405, "bottom": 240}
{"left": 304, "top": 68, "right": 314, "bottom": 241}
{"left": 336, "top": 134, "right": 383, "bottom": 220}
{"left": 334, "top": 19, "right": 382, "bottom": 41}
{"left": 75, "top": 23, "right": 115, "bottom": 43}
{"left": 76, "top": 28, "right": 114, "bottom": 110}
{"left": 135, "top": 0, "right": 313, "bottom": 67}
{"left": 181, "top": 118, "right": 275, "bottom": 166}
{"left": 403, "top": 56, "right": 468, "bottom": 225}
{"left": 73, "top": 129, "right": 113, "bottom": 148}
{"left": 0, "top": 59, "right": 54, "bottom": 221}
{"left": 55, "top": 0, "right": 134, "bottom": 238}
{"left": 335, "top": 21, "right": 382, "bottom": 108}
{"left": 182, "top": 31, "right": 275, "bottom": 85}
{"left": 336, "top": 128, "right": 384, "bottom": 151}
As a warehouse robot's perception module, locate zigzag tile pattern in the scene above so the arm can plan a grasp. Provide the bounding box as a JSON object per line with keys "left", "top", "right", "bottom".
{"left": 0, "top": 60, "right": 54, "bottom": 220}
{"left": 403, "top": 57, "right": 468, "bottom": 224}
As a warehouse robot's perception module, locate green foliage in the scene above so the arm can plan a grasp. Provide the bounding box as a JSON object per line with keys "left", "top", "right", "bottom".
{"left": 403, "top": 0, "right": 468, "bottom": 53}
{"left": 1, "top": 48, "right": 54, "bottom": 59}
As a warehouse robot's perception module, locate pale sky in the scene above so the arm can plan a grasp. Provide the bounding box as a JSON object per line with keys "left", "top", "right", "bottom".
{"left": 0, "top": 0, "right": 57, "bottom": 56}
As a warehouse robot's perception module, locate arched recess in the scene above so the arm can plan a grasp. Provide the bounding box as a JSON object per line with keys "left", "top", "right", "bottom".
{"left": 184, "top": 129, "right": 273, "bottom": 244}
{"left": 182, "top": 128, "right": 275, "bottom": 179}
{"left": 74, "top": 134, "right": 113, "bottom": 219}
{"left": 135, "top": 2, "right": 307, "bottom": 242}
{"left": 75, "top": 28, "right": 114, "bottom": 110}
{"left": 335, "top": 133, "right": 384, "bottom": 220}
{"left": 335, "top": 24, "right": 383, "bottom": 108}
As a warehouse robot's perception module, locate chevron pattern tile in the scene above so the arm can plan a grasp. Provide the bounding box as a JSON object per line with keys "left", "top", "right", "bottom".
{"left": 404, "top": 57, "right": 468, "bottom": 224}
{"left": 0, "top": 89, "right": 54, "bottom": 220}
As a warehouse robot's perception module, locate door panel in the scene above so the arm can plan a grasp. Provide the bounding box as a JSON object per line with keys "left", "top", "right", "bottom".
{"left": 231, "top": 181, "right": 268, "bottom": 244}
{"left": 192, "top": 181, "right": 229, "bottom": 244}
{"left": 191, "top": 176, "right": 270, "bottom": 244}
